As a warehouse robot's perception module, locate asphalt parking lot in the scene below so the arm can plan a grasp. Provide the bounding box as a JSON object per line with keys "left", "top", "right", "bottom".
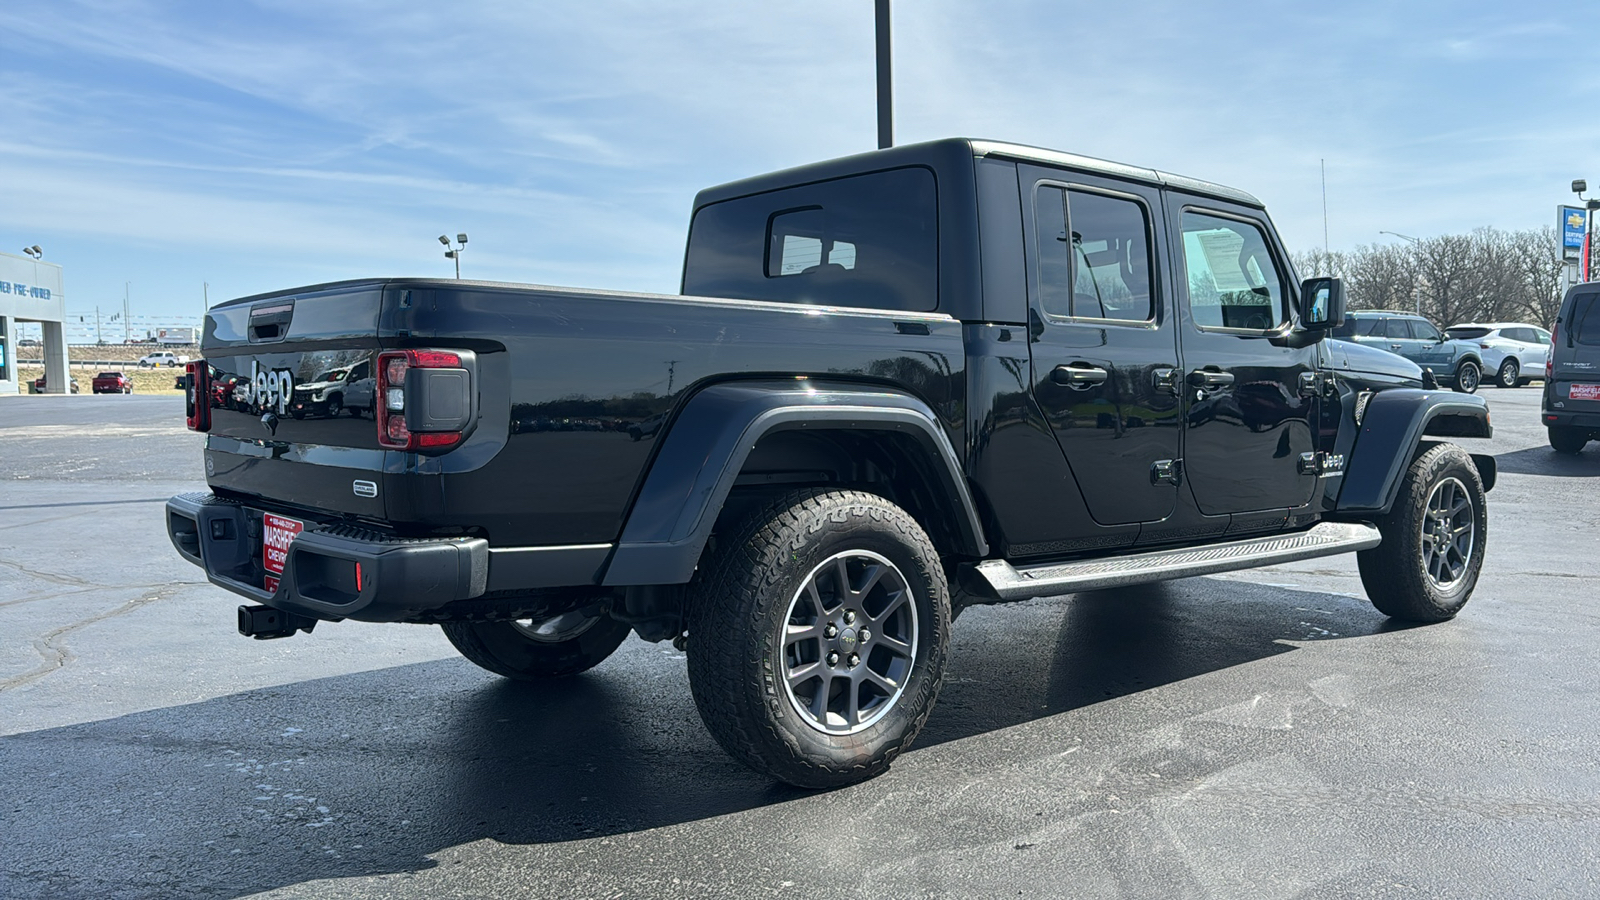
{"left": 2, "top": 387, "right": 1598, "bottom": 899}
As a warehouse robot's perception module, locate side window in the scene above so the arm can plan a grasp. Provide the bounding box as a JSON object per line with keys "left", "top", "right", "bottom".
{"left": 1034, "top": 186, "right": 1073, "bottom": 317}
{"left": 1412, "top": 320, "right": 1441, "bottom": 342}
{"left": 1179, "top": 212, "right": 1286, "bottom": 330}
{"left": 1385, "top": 319, "right": 1412, "bottom": 339}
{"left": 1534, "top": 328, "right": 1552, "bottom": 343}
{"left": 1066, "top": 190, "right": 1154, "bottom": 322}
{"left": 1033, "top": 184, "right": 1154, "bottom": 322}
{"left": 1353, "top": 316, "right": 1384, "bottom": 337}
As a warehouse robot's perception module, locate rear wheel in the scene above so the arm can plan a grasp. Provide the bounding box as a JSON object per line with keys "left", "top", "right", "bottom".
{"left": 441, "top": 607, "right": 631, "bottom": 679}
{"left": 686, "top": 489, "right": 950, "bottom": 789}
{"left": 1357, "top": 444, "right": 1485, "bottom": 622}
{"left": 1452, "top": 360, "right": 1481, "bottom": 393}
{"left": 1549, "top": 426, "right": 1589, "bottom": 455}
{"left": 1496, "top": 360, "right": 1518, "bottom": 389}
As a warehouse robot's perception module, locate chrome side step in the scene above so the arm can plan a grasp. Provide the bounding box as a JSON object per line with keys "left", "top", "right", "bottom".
{"left": 962, "top": 521, "right": 1382, "bottom": 602}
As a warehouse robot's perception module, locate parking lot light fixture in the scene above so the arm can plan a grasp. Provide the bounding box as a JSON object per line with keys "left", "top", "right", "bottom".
{"left": 439, "top": 233, "right": 467, "bottom": 278}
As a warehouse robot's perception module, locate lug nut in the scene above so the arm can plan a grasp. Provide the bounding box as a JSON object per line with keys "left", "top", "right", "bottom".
{"left": 824, "top": 624, "right": 838, "bottom": 638}
{"left": 827, "top": 651, "right": 839, "bottom": 666}
{"left": 848, "top": 653, "right": 860, "bottom": 668}
{"left": 844, "top": 610, "right": 857, "bottom": 625}
{"left": 859, "top": 627, "right": 871, "bottom": 643}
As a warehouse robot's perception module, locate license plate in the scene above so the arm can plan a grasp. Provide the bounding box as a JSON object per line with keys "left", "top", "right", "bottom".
{"left": 262, "top": 513, "right": 303, "bottom": 592}
{"left": 1570, "top": 384, "right": 1600, "bottom": 401}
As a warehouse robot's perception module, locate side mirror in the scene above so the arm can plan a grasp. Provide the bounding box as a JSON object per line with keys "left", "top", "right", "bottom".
{"left": 1298, "top": 277, "right": 1345, "bottom": 331}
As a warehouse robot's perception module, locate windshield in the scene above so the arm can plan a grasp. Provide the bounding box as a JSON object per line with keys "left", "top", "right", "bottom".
{"left": 313, "top": 369, "right": 349, "bottom": 382}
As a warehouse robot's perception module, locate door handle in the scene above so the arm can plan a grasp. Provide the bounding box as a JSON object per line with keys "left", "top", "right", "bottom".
{"left": 1052, "top": 364, "right": 1109, "bottom": 387}
{"left": 1186, "top": 368, "right": 1235, "bottom": 388}
{"left": 1390, "top": 344, "right": 1404, "bottom": 351}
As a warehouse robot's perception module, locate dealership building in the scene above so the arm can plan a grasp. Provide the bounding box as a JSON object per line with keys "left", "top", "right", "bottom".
{"left": 0, "top": 251, "right": 70, "bottom": 394}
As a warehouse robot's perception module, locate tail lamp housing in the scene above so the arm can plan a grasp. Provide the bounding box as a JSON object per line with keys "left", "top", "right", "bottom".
{"left": 1547, "top": 325, "right": 1556, "bottom": 380}
{"left": 376, "top": 349, "right": 476, "bottom": 451}
{"left": 185, "top": 361, "right": 211, "bottom": 432}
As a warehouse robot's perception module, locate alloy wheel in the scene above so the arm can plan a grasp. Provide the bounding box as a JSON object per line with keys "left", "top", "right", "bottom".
{"left": 1420, "top": 476, "right": 1475, "bottom": 590}
{"left": 780, "top": 550, "right": 918, "bottom": 735}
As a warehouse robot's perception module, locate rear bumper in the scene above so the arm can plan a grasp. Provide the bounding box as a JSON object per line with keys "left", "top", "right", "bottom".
{"left": 166, "top": 492, "right": 488, "bottom": 622}
{"left": 1542, "top": 410, "right": 1600, "bottom": 431}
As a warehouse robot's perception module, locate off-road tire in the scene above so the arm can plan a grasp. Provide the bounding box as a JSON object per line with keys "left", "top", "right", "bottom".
{"left": 1357, "top": 443, "right": 1486, "bottom": 622}
{"left": 1496, "top": 360, "right": 1519, "bottom": 389}
{"left": 686, "top": 488, "right": 950, "bottom": 789}
{"left": 441, "top": 609, "right": 631, "bottom": 679}
{"left": 1452, "top": 360, "right": 1481, "bottom": 394}
{"left": 1549, "top": 426, "right": 1589, "bottom": 455}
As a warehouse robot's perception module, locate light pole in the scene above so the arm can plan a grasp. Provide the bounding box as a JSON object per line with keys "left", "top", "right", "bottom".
{"left": 439, "top": 233, "right": 468, "bottom": 278}
{"left": 1568, "top": 180, "right": 1593, "bottom": 281}
{"left": 21, "top": 245, "right": 41, "bottom": 259}
{"left": 1379, "top": 231, "right": 1422, "bottom": 315}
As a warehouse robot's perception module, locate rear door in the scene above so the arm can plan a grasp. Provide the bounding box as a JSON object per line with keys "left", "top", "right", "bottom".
{"left": 1553, "top": 290, "right": 1600, "bottom": 412}
{"left": 1170, "top": 198, "right": 1319, "bottom": 516}
{"left": 1021, "top": 165, "right": 1182, "bottom": 526}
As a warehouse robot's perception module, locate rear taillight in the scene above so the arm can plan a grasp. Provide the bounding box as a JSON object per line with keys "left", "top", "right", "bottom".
{"left": 376, "top": 349, "right": 471, "bottom": 451}
{"left": 1547, "top": 325, "right": 1557, "bottom": 379}
{"left": 185, "top": 361, "right": 211, "bottom": 432}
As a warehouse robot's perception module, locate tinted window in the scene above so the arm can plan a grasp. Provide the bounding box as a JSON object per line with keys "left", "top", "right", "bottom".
{"left": 1034, "top": 186, "right": 1073, "bottom": 317}
{"left": 1412, "top": 320, "right": 1441, "bottom": 341}
{"left": 1180, "top": 212, "right": 1285, "bottom": 330}
{"left": 1350, "top": 316, "right": 1385, "bottom": 337}
{"left": 1507, "top": 327, "right": 1537, "bottom": 343}
{"left": 683, "top": 167, "right": 938, "bottom": 312}
{"left": 1385, "top": 319, "right": 1412, "bottom": 339}
{"left": 1534, "top": 328, "right": 1552, "bottom": 343}
{"left": 1446, "top": 326, "right": 1492, "bottom": 340}
{"left": 1572, "top": 294, "right": 1600, "bottom": 346}
{"left": 1066, "top": 190, "right": 1154, "bottom": 322}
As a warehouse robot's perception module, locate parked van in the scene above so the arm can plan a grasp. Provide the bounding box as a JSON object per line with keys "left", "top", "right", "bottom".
{"left": 1543, "top": 282, "right": 1600, "bottom": 454}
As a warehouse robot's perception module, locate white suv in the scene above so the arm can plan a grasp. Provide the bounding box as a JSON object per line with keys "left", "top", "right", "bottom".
{"left": 1444, "top": 322, "right": 1550, "bottom": 388}
{"left": 137, "top": 350, "right": 190, "bottom": 368}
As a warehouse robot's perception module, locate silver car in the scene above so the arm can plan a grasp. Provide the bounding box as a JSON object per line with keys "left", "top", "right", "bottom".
{"left": 1445, "top": 322, "right": 1551, "bottom": 388}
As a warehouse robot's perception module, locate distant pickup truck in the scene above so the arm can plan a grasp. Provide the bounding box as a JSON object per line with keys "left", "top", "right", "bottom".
{"left": 168, "top": 138, "right": 1495, "bottom": 788}
{"left": 138, "top": 350, "right": 190, "bottom": 368}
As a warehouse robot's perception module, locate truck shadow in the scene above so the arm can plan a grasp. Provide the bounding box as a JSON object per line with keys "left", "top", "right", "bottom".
{"left": 1494, "top": 444, "right": 1600, "bottom": 477}
{"left": 1, "top": 579, "right": 1399, "bottom": 899}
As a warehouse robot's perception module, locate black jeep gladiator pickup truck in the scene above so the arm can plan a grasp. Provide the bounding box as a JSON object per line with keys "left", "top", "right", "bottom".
{"left": 168, "top": 138, "right": 1494, "bottom": 788}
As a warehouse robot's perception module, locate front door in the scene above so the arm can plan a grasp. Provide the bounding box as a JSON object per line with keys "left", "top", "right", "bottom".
{"left": 1171, "top": 200, "right": 1319, "bottom": 516}
{"left": 1023, "top": 166, "right": 1182, "bottom": 526}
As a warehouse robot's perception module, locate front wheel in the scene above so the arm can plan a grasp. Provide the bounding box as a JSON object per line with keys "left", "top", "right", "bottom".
{"left": 441, "top": 608, "right": 631, "bottom": 679}
{"left": 1357, "top": 443, "right": 1486, "bottom": 622}
{"left": 1452, "top": 360, "right": 1481, "bottom": 393}
{"left": 1549, "top": 426, "right": 1589, "bottom": 455}
{"left": 686, "top": 489, "right": 950, "bottom": 789}
{"left": 1496, "top": 360, "right": 1518, "bottom": 389}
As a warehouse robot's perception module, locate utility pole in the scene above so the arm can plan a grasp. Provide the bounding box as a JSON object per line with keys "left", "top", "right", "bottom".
{"left": 875, "top": 0, "right": 893, "bottom": 149}
{"left": 95, "top": 306, "right": 103, "bottom": 345}
{"left": 123, "top": 282, "right": 131, "bottom": 343}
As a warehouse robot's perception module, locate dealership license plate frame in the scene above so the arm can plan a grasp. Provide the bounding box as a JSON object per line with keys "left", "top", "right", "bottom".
{"left": 262, "top": 512, "right": 304, "bottom": 593}
{"left": 1570, "top": 383, "right": 1600, "bottom": 401}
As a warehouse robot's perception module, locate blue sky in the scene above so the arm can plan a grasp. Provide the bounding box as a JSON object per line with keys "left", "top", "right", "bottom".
{"left": 2, "top": 1, "right": 1595, "bottom": 329}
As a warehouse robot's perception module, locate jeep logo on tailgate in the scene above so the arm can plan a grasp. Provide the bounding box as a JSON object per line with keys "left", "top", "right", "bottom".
{"left": 248, "top": 361, "right": 295, "bottom": 415}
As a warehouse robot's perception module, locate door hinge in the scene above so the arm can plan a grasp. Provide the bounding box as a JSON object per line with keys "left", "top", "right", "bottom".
{"left": 1150, "top": 458, "right": 1183, "bottom": 486}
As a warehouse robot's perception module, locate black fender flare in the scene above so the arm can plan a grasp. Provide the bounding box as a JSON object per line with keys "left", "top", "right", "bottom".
{"left": 602, "top": 380, "right": 988, "bottom": 586}
{"left": 1335, "top": 388, "right": 1494, "bottom": 515}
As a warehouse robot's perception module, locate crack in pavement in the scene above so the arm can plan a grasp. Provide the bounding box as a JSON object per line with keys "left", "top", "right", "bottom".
{"left": 0, "top": 556, "right": 99, "bottom": 588}
{"left": 0, "top": 587, "right": 180, "bottom": 692}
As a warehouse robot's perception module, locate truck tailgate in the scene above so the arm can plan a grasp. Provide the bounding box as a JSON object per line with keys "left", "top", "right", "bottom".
{"left": 202, "top": 283, "right": 387, "bottom": 519}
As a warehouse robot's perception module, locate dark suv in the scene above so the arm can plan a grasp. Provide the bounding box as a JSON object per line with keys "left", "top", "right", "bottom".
{"left": 1544, "top": 282, "right": 1600, "bottom": 454}
{"left": 1334, "top": 310, "right": 1485, "bottom": 393}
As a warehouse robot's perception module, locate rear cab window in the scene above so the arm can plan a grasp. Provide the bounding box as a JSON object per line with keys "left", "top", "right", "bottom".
{"left": 682, "top": 167, "right": 938, "bottom": 312}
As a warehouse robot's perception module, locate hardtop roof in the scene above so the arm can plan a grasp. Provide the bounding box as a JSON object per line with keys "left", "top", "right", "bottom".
{"left": 691, "top": 137, "right": 1263, "bottom": 210}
